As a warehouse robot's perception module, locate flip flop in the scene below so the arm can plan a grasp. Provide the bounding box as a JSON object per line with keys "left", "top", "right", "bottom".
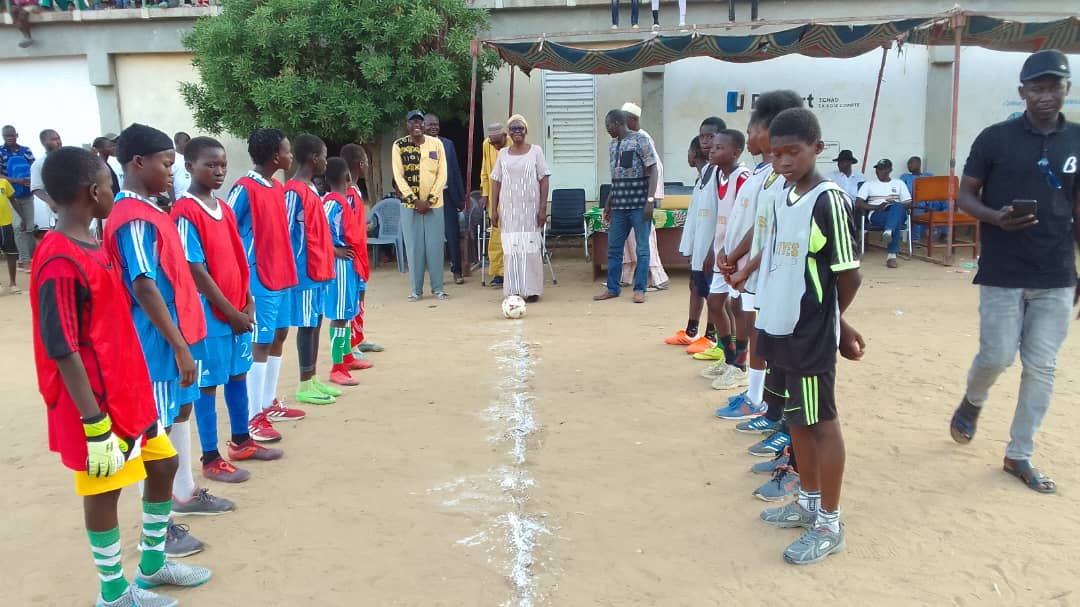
{"left": 949, "top": 398, "right": 981, "bottom": 444}
{"left": 1003, "top": 458, "right": 1057, "bottom": 494}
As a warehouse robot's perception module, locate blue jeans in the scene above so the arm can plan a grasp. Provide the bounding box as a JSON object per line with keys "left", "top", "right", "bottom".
{"left": 611, "top": 0, "right": 639, "bottom": 25}
{"left": 607, "top": 208, "right": 650, "bottom": 295}
{"left": 965, "top": 286, "right": 1073, "bottom": 460}
{"left": 868, "top": 203, "right": 907, "bottom": 254}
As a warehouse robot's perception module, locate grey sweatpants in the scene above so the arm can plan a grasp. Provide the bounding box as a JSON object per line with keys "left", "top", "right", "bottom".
{"left": 10, "top": 196, "right": 35, "bottom": 263}
{"left": 401, "top": 206, "right": 446, "bottom": 296}
{"left": 965, "top": 285, "right": 1072, "bottom": 460}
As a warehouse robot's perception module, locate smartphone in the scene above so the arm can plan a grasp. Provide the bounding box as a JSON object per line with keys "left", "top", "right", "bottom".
{"left": 1009, "top": 199, "right": 1038, "bottom": 218}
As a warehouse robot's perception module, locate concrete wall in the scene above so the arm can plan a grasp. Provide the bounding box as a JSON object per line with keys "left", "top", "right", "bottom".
{"left": 0, "top": 56, "right": 101, "bottom": 157}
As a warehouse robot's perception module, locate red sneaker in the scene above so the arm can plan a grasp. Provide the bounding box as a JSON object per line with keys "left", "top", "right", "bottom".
{"left": 248, "top": 412, "right": 282, "bottom": 443}
{"left": 228, "top": 439, "right": 284, "bottom": 461}
{"left": 329, "top": 365, "right": 359, "bottom": 386}
{"left": 348, "top": 358, "right": 373, "bottom": 371}
{"left": 202, "top": 456, "right": 251, "bottom": 483}
{"left": 264, "top": 398, "right": 306, "bottom": 423}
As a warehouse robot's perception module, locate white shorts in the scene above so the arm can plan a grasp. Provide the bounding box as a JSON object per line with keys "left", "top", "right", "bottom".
{"left": 709, "top": 273, "right": 732, "bottom": 295}
{"left": 739, "top": 292, "right": 756, "bottom": 312}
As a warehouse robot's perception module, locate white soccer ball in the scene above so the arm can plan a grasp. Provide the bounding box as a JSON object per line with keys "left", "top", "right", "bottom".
{"left": 502, "top": 295, "right": 527, "bottom": 319}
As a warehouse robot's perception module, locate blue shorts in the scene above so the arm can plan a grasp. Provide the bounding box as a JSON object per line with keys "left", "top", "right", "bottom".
{"left": 152, "top": 380, "right": 178, "bottom": 426}
{"left": 358, "top": 277, "right": 366, "bottom": 293}
{"left": 291, "top": 285, "right": 325, "bottom": 327}
{"left": 198, "top": 331, "right": 254, "bottom": 387}
{"left": 690, "top": 270, "right": 711, "bottom": 299}
{"left": 323, "top": 260, "right": 359, "bottom": 320}
{"left": 177, "top": 379, "right": 201, "bottom": 408}
{"left": 253, "top": 291, "right": 291, "bottom": 344}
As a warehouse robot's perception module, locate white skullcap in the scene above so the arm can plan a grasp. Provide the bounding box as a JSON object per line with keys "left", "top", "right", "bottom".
{"left": 486, "top": 122, "right": 505, "bottom": 135}
{"left": 621, "top": 102, "right": 642, "bottom": 118}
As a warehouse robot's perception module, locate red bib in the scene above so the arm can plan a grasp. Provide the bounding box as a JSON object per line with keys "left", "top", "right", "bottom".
{"left": 347, "top": 186, "right": 371, "bottom": 281}
{"left": 105, "top": 195, "right": 208, "bottom": 346}
{"left": 31, "top": 233, "right": 158, "bottom": 470}
{"left": 286, "top": 180, "right": 336, "bottom": 283}
{"left": 325, "top": 192, "right": 366, "bottom": 278}
{"left": 172, "top": 195, "right": 250, "bottom": 322}
{"left": 236, "top": 176, "right": 299, "bottom": 291}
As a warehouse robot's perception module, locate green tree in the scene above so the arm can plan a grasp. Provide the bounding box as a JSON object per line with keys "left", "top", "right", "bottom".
{"left": 181, "top": 0, "right": 499, "bottom": 145}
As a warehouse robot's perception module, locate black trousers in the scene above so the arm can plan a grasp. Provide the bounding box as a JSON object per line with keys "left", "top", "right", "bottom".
{"left": 444, "top": 202, "right": 462, "bottom": 275}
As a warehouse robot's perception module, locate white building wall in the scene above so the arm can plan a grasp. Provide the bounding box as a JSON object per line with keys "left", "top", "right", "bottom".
{"left": 0, "top": 57, "right": 101, "bottom": 156}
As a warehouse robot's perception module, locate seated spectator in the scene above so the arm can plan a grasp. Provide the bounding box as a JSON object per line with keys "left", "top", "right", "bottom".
{"left": 855, "top": 158, "right": 912, "bottom": 269}
{"left": 828, "top": 149, "right": 864, "bottom": 202}
{"left": 900, "top": 155, "right": 947, "bottom": 242}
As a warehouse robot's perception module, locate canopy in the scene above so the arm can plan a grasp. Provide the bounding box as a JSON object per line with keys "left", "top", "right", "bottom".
{"left": 484, "top": 15, "right": 1080, "bottom": 75}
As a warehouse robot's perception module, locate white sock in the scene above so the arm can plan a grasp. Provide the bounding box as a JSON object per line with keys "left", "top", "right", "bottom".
{"left": 246, "top": 361, "right": 267, "bottom": 420}
{"left": 887, "top": 252, "right": 897, "bottom": 260}
{"left": 264, "top": 355, "right": 283, "bottom": 411}
{"left": 170, "top": 420, "right": 196, "bottom": 502}
{"left": 816, "top": 508, "right": 841, "bottom": 533}
{"left": 797, "top": 489, "right": 820, "bottom": 514}
{"left": 748, "top": 368, "right": 766, "bottom": 405}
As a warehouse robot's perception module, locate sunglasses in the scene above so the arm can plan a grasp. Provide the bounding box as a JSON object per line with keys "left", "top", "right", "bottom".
{"left": 1038, "top": 149, "right": 1062, "bottom": 190}
{"left": 508, "top": 126, "right": 526, "bottom": 133}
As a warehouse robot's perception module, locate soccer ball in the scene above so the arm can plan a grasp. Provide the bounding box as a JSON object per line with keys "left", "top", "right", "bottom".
{"left": 501, "top": 295, "right": 527, "bottom": 319}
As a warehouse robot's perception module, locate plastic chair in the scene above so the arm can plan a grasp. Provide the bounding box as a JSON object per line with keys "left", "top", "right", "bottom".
{"left": 368, "top": 196, "right": 406, "bottom": 273}
{"left": 599, "top": 184, "right": 611, "bottom": 207}
{"left": 547, "top": 188, "right": 588, "bottom": 260}
{"left": 859, "top": 205, "right": 913, "bottom": 258}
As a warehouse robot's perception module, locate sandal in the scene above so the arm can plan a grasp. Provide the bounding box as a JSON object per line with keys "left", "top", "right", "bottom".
{"left": 949, "top": 398, "right": 981, "bottom": 444}
{"left": 1003, "top": 458, "right": 1057, "bottom": 494}
{"left": 593, "top": 291, "right": 618, "bottom": 301}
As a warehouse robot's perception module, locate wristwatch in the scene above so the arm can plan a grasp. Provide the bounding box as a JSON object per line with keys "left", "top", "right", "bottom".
{"left": 647, "top": 197, "right": 656, "bottom": 204}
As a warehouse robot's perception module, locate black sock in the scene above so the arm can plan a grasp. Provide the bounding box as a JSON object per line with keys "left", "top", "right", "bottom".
{"left": 787, "top": 444, "right": 798, "bottom": 473}
{"left": 734, "top": 339, "right": 748, "bottom": 370}
{"left": 704, "top": 322, "right": 717, "bottom": 342}
{"left": 765, "top": 396, "right": 783, "bottom": 422}
{"left": 652, "top": 9, "right": 659, "bottom": 24}
{"left": 686, "top": 319, "right": 699, "bottom": 337}
{"left": 201, "top": 450, "right": 221, "bottom": 466}
{"left": 231, "top": 433, "right": 251, "bottom": 445}
{"left": 720, "top": 335, "right": 735, "bottom": 365}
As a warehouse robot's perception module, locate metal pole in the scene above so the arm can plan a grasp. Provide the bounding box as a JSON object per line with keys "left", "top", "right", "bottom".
{"left": 751, "top": 0, "right": 759, "bottom": 20}
{"left": 465, "top": 45, "right": 479, "bottom": 276}
{"left": 946, "top": 13, "right": 964, "bottom": 266}
{"left": 728, "top": 0, "right": 736, "bottom": 22}
{"left": 860, "top": 45, "right": 889, "bottom": 176}
{"left": 508, "top": 65, "right": 516, "bottom": 117}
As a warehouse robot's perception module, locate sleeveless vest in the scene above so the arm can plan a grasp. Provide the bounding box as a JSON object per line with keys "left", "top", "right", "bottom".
{"left": 172, "top": 195, "right": 250, "bottom": 322}
{"left": 235, "top": 176, "right": 298, "bottom": 291}
{"left": 285, "top": 179, "right": 335, "bottom": 283}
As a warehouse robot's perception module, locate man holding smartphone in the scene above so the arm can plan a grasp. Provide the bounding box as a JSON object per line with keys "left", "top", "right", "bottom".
{"left": 950, "top": 49, "right": 1080, "bottom": 494}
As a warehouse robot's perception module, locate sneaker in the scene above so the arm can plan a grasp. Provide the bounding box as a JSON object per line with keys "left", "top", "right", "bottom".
{"left": 664, "top": 330, "right": 694, "bottom": 346}
{"left": 700, "top": 361, "right": 730, "bottom": 379}
{"left": 348, "top": 354, "right": 374, "bottom": 370}
{"left": 490, "top": 276, "right": 504, "bottom": 287}
{"left": 760, "top": 500, "right": 816, "bottom": 528}
{"left": 736, "top": 415, "right": 779, "bottom": 434}
{"left": 748, "top": 431, "right": 790, "bottom": 457}
{"left": 715, "top": 393, "right": 766, "bottom": 420}
{"left": 711, "top": 366, "right": 749, "bottom": 390}
{"left": 329, "top": 367, "right": 359, "bottom": 387}
{"left": 295, "top": 386, "right": 335, "bottom": 405}
{"left": 753, "top": 465, "right": 800, "bottom": 502}
{"left": 228, "top": 439, "right": 284, "bottom": 461}
{"left": 881, "top": 229, "right": 892, "bottom": 246}
{"left": 751, "top": 448, "right": 790, "bottom": 474}
{"left": 357, "top": 341, "right": 384, "bottom": 353}
{"left": 248, "top": 412, "right": 282, "bottom": 442}
{"left": 692, "top": 346, "right": 726, "bottom": 361}
{"left": 164, "top": 522, "right": 203, "bottom": 558}
{"left": 172, "top": 487, "right": 234, "bottom": 516}
{"left": 407, "top": 293, "right": 421, "bottom": 302}
{"left": 727, "top": 390, "right": 748, "bottom": 405}
{"left": 97, "top": 585, "right": 177, "bottom": 607}
{"left": 784, "top": 525, "right": 846, "bottom": 565}
{"left": 3, "top": 285, "right": 22, "bottom": 295}
{"left": 313, "top": 378, "right": 343, "bottom": 397}
{"left": 434, "top": 291, "right": 450, "bottom": 300}
{"left": 201, "top": 456, "right": 250, "bottom": 483}
{"left": 685, "top": 335, "right": 715, "bottom": 355}
{"left": 265, "top": 398, "right": 306, "bottom": 422}
{"left": 135, "top": 559, "right": 213, "bottom": 589}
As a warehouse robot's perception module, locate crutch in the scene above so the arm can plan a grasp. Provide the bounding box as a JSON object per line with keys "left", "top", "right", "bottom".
{"left": 477, "top": 210, "right": 490, "bottom": 287}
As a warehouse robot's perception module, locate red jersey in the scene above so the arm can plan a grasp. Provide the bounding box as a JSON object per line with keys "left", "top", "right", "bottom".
{"left": 105, "top": 195, "right": 207, "bottom": 346}
{"left": 236, "top": 176, "right": 299, "bottom": 292}
{"left": 171, "top": 195, "right": 250, "bottom": 322}
{"left": 31, "top": 233, "right": 158, "bottom": 471}
{"left": 285, "top": 179, "right": 335, "bottom": 283}
{"left": 347, "top": 185, "right": 371, "bottom": 282}
{"left": 325, "top": 192, "right": 366, "bottom": 278}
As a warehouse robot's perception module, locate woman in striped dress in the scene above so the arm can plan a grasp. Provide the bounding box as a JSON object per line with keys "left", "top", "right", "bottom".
{"left": 490, "top": 114, "right": 551, "bottom": 302}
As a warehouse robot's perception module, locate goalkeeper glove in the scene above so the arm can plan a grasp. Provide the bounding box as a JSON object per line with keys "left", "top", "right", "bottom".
{"left": 83, "top": 412, "right": 127, "bottom": 478}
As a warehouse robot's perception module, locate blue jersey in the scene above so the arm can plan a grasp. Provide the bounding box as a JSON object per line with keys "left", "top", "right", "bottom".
{"left": 177, "top": 214, "right": 232, "bottom": 338}
{"left": 324, "top": 196, "right": 348, "bottom": 247}
{"left": 228, "top": 171, "right": 282, "bottom": 298}
{"left": 285, "top": 181, "right": 329, "bottom": 289}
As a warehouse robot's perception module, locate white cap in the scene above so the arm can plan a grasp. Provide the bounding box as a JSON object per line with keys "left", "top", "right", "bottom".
{"left": 621, "top": 102, "right": 642, "bottom": 118}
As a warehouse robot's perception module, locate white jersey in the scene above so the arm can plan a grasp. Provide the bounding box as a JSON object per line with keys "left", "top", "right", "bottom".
{"left": 713, "top": 164, "right": 750, "bottom": 269}
{"left": 744, "top": 169, "right": 786, "bottom": 295}
{"left": 724, "top": 162, "right": 772, "bottom": 265}
{"left": 678, "top": 165, "right": 718, "bottom": 270}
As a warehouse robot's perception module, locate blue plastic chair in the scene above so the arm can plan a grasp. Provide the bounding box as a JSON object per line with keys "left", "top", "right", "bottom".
{"left": 368, "top": 196, "right": 406, "bottom": 273}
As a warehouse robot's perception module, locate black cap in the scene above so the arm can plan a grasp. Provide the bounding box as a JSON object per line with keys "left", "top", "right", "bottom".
{"left": 834, "top": 149, "right": 857, "bottom": 163}
{"left": 874, "top": 158, "right": 892, "bottom": 169}
{"left": 1020, "top": 49, "right": 1070, "bottom": 82}
{"left": 406, "top": 109, "right": 425, "bottom": 122}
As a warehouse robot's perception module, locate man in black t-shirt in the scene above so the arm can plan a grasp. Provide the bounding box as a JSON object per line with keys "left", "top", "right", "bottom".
{"left": 950, "top": 50, "right": 1080, "bottom": 494}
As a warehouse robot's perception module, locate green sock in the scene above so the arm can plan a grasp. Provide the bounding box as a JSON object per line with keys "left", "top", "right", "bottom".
{"left": 88, "top": 527, "right": 127, "bottom": 602}
{"left": 138, "top": 500, "right": 171, "bottom": 575}
{"left": 330, "top": 326, "right": 349, "bottom": 364}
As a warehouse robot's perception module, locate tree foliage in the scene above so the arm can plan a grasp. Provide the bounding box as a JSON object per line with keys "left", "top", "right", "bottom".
{"left": 181, "top": 0, "right": 500, "bottom": 145}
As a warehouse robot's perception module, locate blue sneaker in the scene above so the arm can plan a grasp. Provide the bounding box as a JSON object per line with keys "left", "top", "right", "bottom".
{"left": 748, "top": 431, "right": 790, "bottom": 457}
{"left": 716, "top": 393, "right": 767, "bottom": 420}
{"left": 736, "top": 415, "right": 780, "bottom": 434}
{"left": 728, "top": 390, "right": 748, "bottom": 405}
{"left": 751, "top": 448, "right": 790, "bottom": 474}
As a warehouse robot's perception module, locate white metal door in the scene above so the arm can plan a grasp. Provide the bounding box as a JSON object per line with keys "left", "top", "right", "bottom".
{"left": 542, "top": 71, "right": 598, "bottom": 201}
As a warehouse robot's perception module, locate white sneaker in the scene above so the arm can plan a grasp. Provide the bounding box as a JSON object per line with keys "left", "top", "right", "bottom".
{"left": 881, "top": 229, "right": 892, "bottom": 246}
{"left": 712, "top": 365, "right": 749, "bottom": 390}
{"left": 700, "top": 361, "right": 730, "bottom": 380}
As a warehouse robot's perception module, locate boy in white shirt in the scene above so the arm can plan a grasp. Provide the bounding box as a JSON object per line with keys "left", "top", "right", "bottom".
{"left": 855, "top": 158, "right": 912, "bottom": 268}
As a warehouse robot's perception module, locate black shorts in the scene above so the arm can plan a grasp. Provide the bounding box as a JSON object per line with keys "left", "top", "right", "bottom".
{"left": 763, "top": 366, "right": 837, "bottom": 426}
{"left": 690, "top": 270, "right": 711, "bottom": 298}
{"left": 0, "top": 224, "right": 16, "bottom": 255}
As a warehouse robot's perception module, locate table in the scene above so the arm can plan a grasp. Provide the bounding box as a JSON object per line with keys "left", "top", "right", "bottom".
{"left": 585, "top": 207, "right": 690, "bottom": 280}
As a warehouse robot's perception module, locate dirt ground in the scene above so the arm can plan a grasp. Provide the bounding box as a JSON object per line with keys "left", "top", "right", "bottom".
{"left": 2, "top": 246, "right": 1079, "bottom": 607}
